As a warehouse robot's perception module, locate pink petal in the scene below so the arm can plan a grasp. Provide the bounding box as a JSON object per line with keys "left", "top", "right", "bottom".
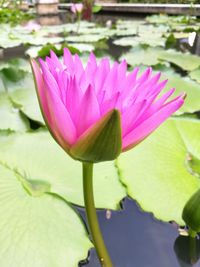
{"left": 55, "top": 70, "right": 70, "bottom": 106}
{"left": 31, "top": 59, "right": 52, "bottom": 125}
{"left": 95, "top": 57, "right": 110, "bottom": 96}
{"left": 145, "top": 88, "right": 176, "bottom": 118}
{"left": 63, "top": 48, "right": 74, "bottom": 74}
{"left": 116, "top": 60, "right": 127, "bottom": 92}
{"left": 127, "top": 94, "right": 156, "bottom": 129}
{"left": 136, "top": 67, "right": 152, "bottom": 85}
{"left": 71, "top": 4, "right": 76, "bottom": 13}
{"left": 100, "top": 92, "right": 120, "bottom": 116}
{"left": 132, "top": 88, "right": 175, "bottom": 127}
{"left": 39, "top": 58, "right": 61, "bottom": 97}
{"left": 136, "top": 72, "right": 161, "bottom": 101}
{"left": 74, "top": 54, "right": 84, "bottom": 82}
{"left": 122, "top": 100, "right": 146, "bottom": 136}
{"left": 79, "top": 53, "right": 98, "bottom": 94}
{"left": 77, "top": 84, "right": 100, "bottom": 136}
{"left": 50, "top": 50, "right": 63, "bottom": 70}
{"left": 122, "top": 68, "right": 152, "bottom": 108}
{"left": 122, "top": 95, "right": 184, "bottom": 151}
{"left": 85, "top": 53, "right": 97, "bottom": 82}
{"left": 66, "top": 76, "right": 83, "bottom": 125}
{"left": 120, "top": 67, "right": 139, "bottom": 104}
{"left": 45, "top": 51, "right": 64, "bottom": 77}
{"left": 31, "top": 59, "right": 76, "bottom": 150}
{"left": 46, "top": 90, "right": 77, "bottom": 147}
{"left": 76, "top": 3, "right": 83, "bottom": 12}
{"left": 146, "top": 79, "right": 168, "bottom": 98}
{"left": 102, "top": 62, "right": 118, "bottom": 100}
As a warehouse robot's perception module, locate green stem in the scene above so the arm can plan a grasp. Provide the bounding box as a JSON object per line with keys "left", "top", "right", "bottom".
{"left": 188, "top": 228, "right": 198, "bottom": 263}
{"left": 82, "top": 162, "right": 113, "bottom": 267}
{"left": 76, "top": 13, "right": 81, "bottom": 33}
{"left": 189, "top": 228, "right": 197, "bottom": 238}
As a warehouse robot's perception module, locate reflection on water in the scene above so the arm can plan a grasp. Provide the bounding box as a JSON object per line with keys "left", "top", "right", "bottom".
{"left": 37, "top": 15, "right": 62, "bottom": 26}
{"left": 192, "top": 34, "right": 200, "bottom": 56}
{"left": 75, "top": 197, "right": 200, "bottom": 267}
{"left": 174, "top": 235, "right": 200, "bottom": 267}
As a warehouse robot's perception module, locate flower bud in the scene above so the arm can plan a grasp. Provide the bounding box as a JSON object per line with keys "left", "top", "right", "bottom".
{"left": 182, "top": 189, "right": 200, "bottom": 233}
{"left": 70, "top": 109, "right": 122, "bottom": 163}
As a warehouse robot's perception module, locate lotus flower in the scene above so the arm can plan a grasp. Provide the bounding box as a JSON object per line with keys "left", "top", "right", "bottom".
{"left": 24, "top": 20, "right": 41, "bottom": 32}
{"left": 31, "top": 49, "right": 185, "bottom": 162}
{"left": 71, "top": 3, "right": 83, "bottom": 14}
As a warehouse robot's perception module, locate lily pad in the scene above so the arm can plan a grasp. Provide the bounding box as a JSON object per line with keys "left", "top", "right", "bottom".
{"left": 9, "top": 87, "right": 44, "bottom": 124}
{"left": 65, "top": 34, "right": 106, "bottom": 43}
{"left": 0, "top": 92, "right": 29, "bottom": 132}
{"left": 146, "top": 14, "right": 197, "bottom": 26}
{"left": 158, "top": 49, "right": 200, "bottom": 71}
{"left": 68, "top": 43, "right": 94, "bottom": 52}
{"left": 116, "top": 20, "right": 145, "bottom": 30}
{"left": 122, "top": 47, "right": 200, "bottom": 72}
{"left": 162, "top": 71, "right": 200, "bottom": 114}
{"left": 117, "top": 118, "right": 200, "bottom": 225}
{"left": 113, "top": 35, "right": 165, "bottom": 47}
{"left": 0, "top": 33, "right": 22, "bottom": 48}
{"left": 0, "top": 130, "right": 126, "bottom": 209}
{"left": 138, "top": 24, "right": 169, "bottom": 35}
{"left": 0, "top": 58, "right": 31, "bottom": 73}
{"left": 78, "top": 26, "right": 113, "bottom": 37}
{"left": 0, "top": 69, "right": 34, "bottom": 92}
{"left": 0, "top": 163, "right": 92, "bottom": 267}
{"left": 114, "top": 28, "right": 137, "bottom": 37}
{"left": 146, "top": 14, "right": 170, "bottom": 24}
{"left": 120, "top": 46, "right": 166, "bottom": 66}
{"left": 189, "top": 67, "right": 200, "bottom": 83}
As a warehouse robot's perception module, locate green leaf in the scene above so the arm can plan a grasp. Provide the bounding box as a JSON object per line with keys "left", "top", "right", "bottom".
{"left": 146, "top": 14, "right": 170, "bottom": 24}
{"left": 78, "top": 26, "right": 110, "bottom": 36}
{"left": 0, "top": 92, "right": 29, "bottom": 132}
{"left": 1, "top": 67, "right": 26, "bottom": 82}
{"left": 114, "top": 28, "right": 137, "bottom": 37}
{"left": 0, "top": 67, "right": 43, "bottom": 124}
{"left": 65, "top": 34, "right": 107, "bottom": 43}
{"left": 120, "top": 46, "right": 166, "bottom": 67}
{"left": 138, "top": 24, "right": 169, "bottom": 35}
{"left": 146, "top": 14, "right": 198, "bottom": 27}
{"left": 121, "top": 47, "right": 200, "bottom": 73}
{"left": 116, "top": 19, "right": 145, "bottom": 30}
{"left": 185, "top": 153, "right": 200, "bottom": 178}
{"left": 113, "top": 35, "right": 165, "bottom": 47}
{"left": 162, "top": 71, "right": 200, "bottom": 114}
{"left": 92, "top": 5, "right": 102, "bottom": 13}
{"left": 0, "top": 58, "right": 31, "bottom": 73}
{"left": 182, "top": 188, "right": 200, "bottom": 232}
{"left": 0, "top": 130, "right": 126, "bottom": 209}
{"left": 70, "top": 110, "right": 122, "bottom": 163}
{"left": 0, "top": 163, "right": 91, "bottom": 267}
{"left": 117, "top": 118, "right": 200, "bottom": 225}
{"left": 0, "top": 69, "right": 34, "bottom": 93}
{"left": 189, "top": 67, "right": 200, "bottom": 83}
{"left": 158, "top": 50, "right": 200, "bottom": 71}
{"left": 9, "top": 87, "right": 44, "bottom": 124}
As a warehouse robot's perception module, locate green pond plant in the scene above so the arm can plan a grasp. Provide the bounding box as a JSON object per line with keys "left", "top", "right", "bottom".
{"left": 183, "top": 188, "right": 200, "bottom": 238}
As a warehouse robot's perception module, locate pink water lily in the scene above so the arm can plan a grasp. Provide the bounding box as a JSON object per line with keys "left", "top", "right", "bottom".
{"left": 31, "top": 49, "right": 185, "bottom": 160}
{"left": 24, "top": 20, "right": 41, "bottom": 32}
{"left": 71, "top": 3, "right": 83, "bottom": 14}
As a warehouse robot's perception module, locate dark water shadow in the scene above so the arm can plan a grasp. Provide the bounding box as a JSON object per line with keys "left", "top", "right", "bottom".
{"left": 75, "top": 197, "right": 200, "bottom": 267}
{"left": 174, "top": 235, "right": 200, "bottom": 267}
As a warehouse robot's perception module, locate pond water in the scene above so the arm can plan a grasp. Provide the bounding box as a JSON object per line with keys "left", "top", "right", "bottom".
{"left": 1, "top": 10, "right": 200, "bottom": 267}
{"left": 77, "top": 198, "right": 200, "bottom": 267}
